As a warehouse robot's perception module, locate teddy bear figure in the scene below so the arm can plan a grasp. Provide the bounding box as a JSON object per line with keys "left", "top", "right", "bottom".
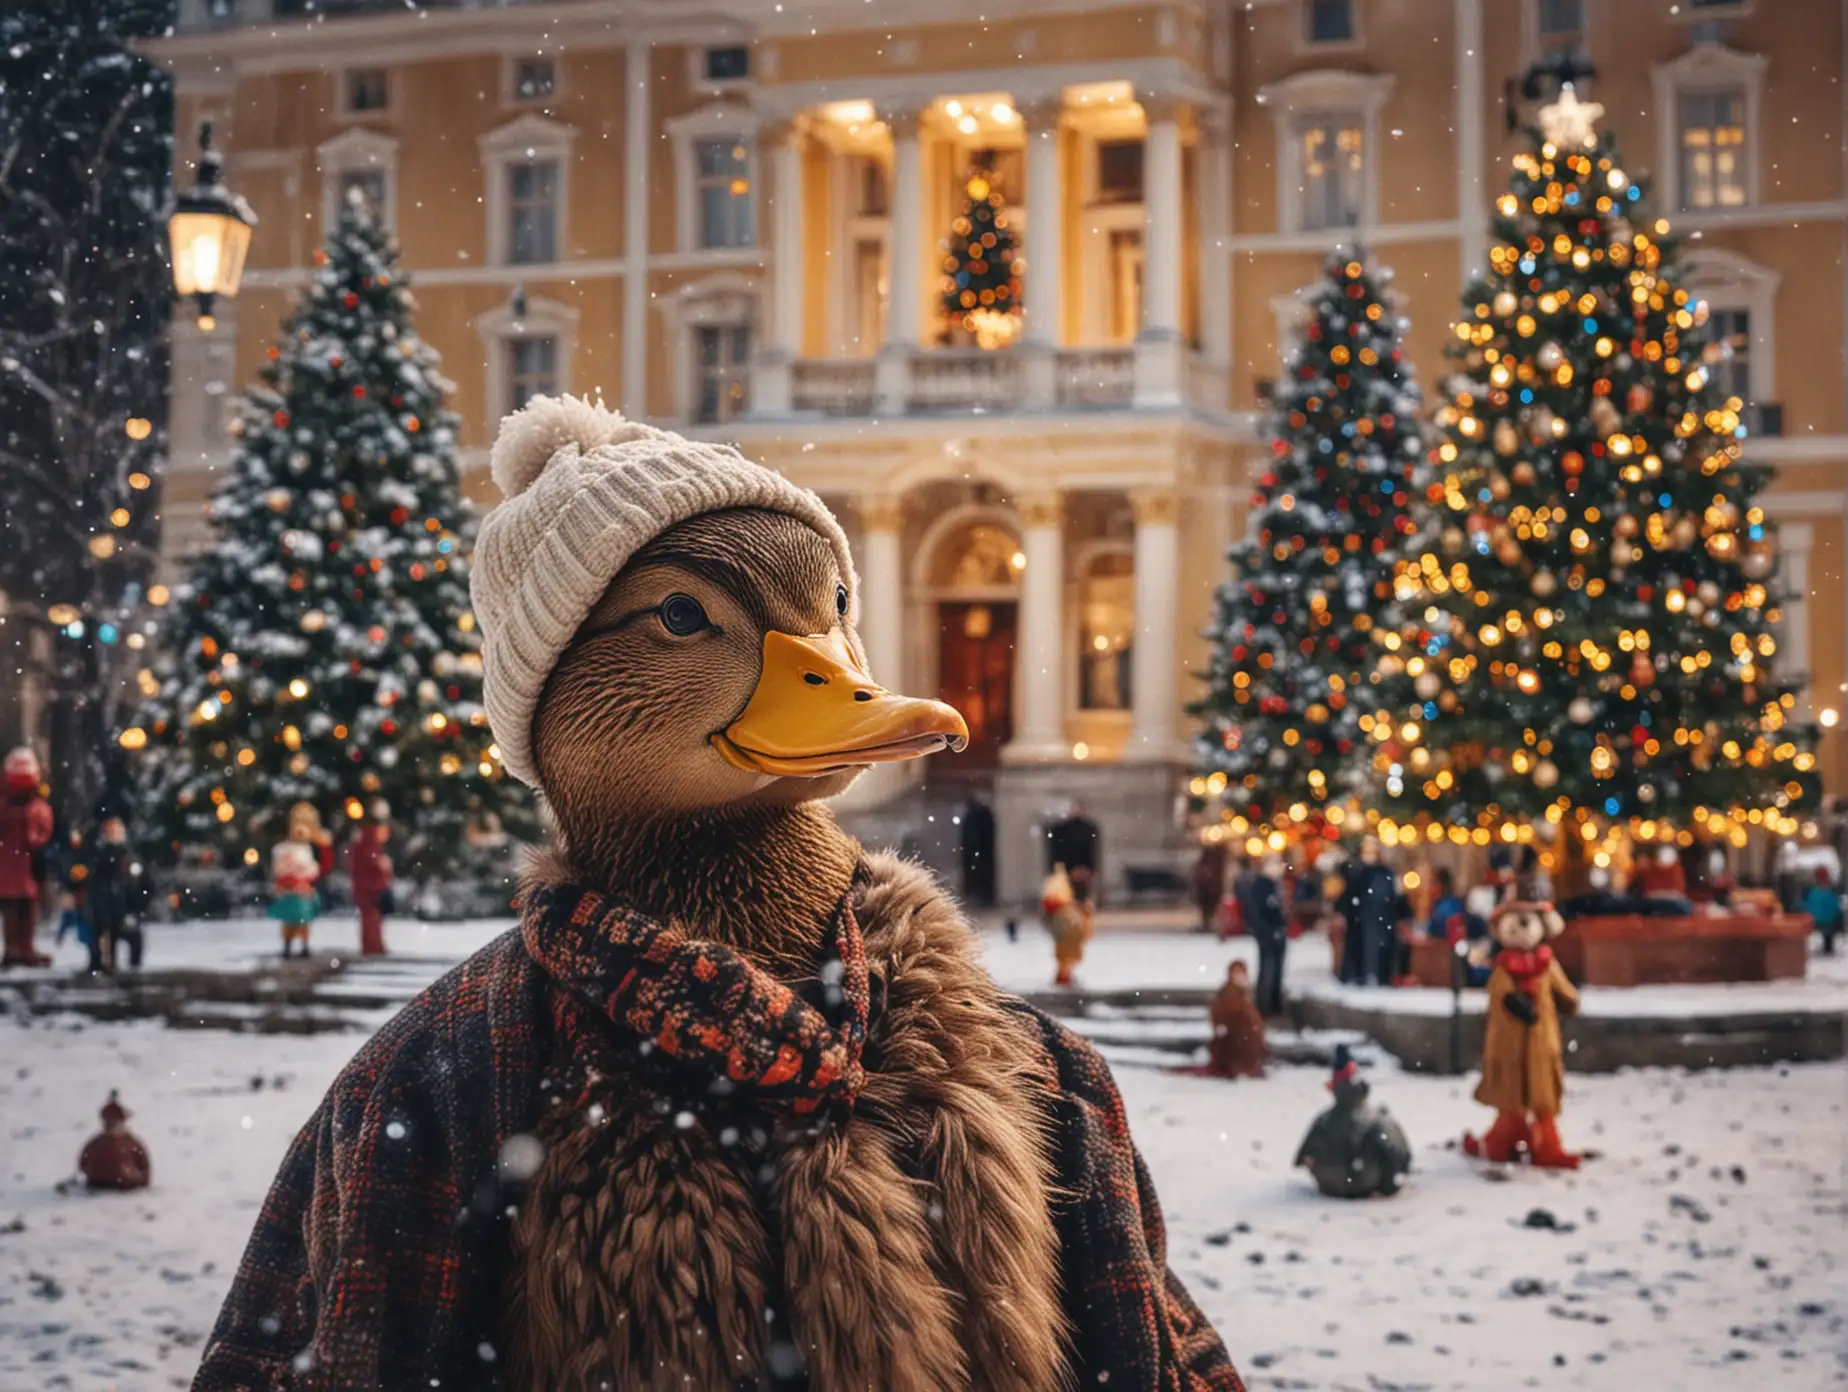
{"left": 1462, "top": 900, "right": 1582, "bottom": 1169}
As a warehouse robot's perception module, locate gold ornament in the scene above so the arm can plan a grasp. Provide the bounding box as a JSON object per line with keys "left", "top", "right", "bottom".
{"left": 1536, "top": 342, "right": 1564, "bottom": 372}
{"left": 1531, "top": 569, "right": 1558, "bottom": 597}
{"left": 1512, "top": 461, "right": 1536, "bottom": 487}
{"left": 1534, "top": 758, "right": 1560, "bottom": 788}
{"left": 1494, "top": 419, "right": 1519, "bottom": 457}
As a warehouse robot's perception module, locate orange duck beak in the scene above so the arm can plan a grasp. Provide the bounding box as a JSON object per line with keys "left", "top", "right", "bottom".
{"left": 712, "top": 630, "right": 969, "bottom": 777}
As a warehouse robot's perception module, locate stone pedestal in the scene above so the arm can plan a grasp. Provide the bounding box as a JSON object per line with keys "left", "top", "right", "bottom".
{"left": 993, "top": 759, "right": 1189, "bottom": 905}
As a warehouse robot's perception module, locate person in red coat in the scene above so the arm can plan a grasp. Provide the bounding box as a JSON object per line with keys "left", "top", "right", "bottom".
{"left": 0, "top": 747, "right": 53, "bottom": 968}
{"left": 347, "top": 809, "right": 394, "bottom": 957}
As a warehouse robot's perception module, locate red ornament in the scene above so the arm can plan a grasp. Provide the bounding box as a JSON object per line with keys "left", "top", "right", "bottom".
{"left": 272, "top": 410, "right": 289, "bottom": 428}
{"left": 380, "top": 720, "right": 398, "bottom": 737}
{"left": 353, "top": 385, "right": 367, "bottom": 399}
{"left": 343, "top": 291, "right": 360, "bottom": 309}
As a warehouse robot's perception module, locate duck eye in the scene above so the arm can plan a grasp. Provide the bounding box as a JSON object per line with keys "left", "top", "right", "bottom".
{"left": 835, "top": 583, "right": 849, "bottom": 619}
{"left": 658, "top": 594, "right": 709, "bottom": 636}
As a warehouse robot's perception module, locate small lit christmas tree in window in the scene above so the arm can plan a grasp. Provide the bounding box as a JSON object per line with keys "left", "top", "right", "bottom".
{"left": 939, "top": 151, "right": 1021, "bottom": 349}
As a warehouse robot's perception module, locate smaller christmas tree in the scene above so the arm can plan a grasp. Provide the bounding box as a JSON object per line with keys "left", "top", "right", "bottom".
{"left": 127, "top": 195, "right": 538, "bottom": 896}
{"left": 1191, "top": 250, "right": 1423, "bottom": 842}
{"left": 939, "top": 152, "right": 1021, "bottom": 348}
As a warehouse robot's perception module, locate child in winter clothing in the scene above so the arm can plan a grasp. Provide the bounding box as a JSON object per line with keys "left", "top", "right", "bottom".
{"left": 86, "top": 814, "right": 152, "bottom": 971}
{"left": 1801, "top": 868, "right": 1842, "bottom": 956}
{"left": 269, "top": 803, "right": 327, "bottom": 959}
{"left": 1041, "top": 862, "right": 1093, "bottom": 987}
{"left": 56, "top": 829, "right": 103, "bottom": 971}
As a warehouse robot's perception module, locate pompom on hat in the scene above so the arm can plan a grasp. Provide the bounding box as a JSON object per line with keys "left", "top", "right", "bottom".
{"left": 469, "top": 395, "right": 855, "bottom": 787}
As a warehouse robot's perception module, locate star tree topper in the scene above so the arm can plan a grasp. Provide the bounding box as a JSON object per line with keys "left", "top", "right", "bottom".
{"left": 1537, "top": 82, "right": 1603, "bottom": 150}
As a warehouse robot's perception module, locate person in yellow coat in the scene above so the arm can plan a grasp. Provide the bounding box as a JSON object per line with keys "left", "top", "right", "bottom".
{"left": 1041, "top": 862, "right": 1094, "bottom": 987}
{"left": 1463, "top": 900, "right": 1582, "bottom": 1169}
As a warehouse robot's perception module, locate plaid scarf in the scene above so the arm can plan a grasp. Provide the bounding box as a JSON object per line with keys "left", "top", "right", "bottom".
{"left": 520, "top": 881, "right": 870, "bottom": 1117}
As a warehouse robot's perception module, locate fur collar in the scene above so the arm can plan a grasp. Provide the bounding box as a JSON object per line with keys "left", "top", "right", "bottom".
{"left": 505, "top": 849, "right": 1068, "bottom": 1392}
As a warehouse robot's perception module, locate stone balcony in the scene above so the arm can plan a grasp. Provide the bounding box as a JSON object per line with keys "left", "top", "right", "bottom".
{"left": 760, "top": 342, "right": 1227, "bottom": 421}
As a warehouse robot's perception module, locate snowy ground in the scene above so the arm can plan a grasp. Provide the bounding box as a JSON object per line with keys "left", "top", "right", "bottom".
{"left": 2, "top": 917, "right": 1845, "bottom": 1390}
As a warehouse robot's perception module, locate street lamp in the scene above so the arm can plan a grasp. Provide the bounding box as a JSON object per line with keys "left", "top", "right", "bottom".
{"left": 167, "top": 120, "right": 256, "bottom": 332}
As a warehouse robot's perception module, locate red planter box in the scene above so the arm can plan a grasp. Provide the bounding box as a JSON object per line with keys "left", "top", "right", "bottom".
{"left": 1555, "top": 912, "right": 1812, "bottom": 987}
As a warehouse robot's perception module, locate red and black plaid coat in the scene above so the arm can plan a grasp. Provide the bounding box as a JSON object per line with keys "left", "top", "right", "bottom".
{"left": 193, "top": 927, "right": 1241, "bottom": 1391}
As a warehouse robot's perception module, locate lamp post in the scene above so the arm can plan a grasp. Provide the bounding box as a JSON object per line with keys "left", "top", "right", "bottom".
{"left": 167, "top": 119, "right": 256, "bottom": 331}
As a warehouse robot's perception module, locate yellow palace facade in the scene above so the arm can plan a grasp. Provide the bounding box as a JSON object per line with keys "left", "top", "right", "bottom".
{"left": 152, "top": 0, "right": 1848, "bottom": 898}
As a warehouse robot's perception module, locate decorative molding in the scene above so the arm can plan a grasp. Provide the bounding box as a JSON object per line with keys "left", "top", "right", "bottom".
{"left": 1229, "top": 217, "right": 1459, "bottom": 254}
{"left": 1665, "top": 199, "right": 1848, "bottom": 233}
{"left": 1255, "top": 68, "right": 1395, "bottom": 235}
{"left": 1130, "top": 487, "right": 1180, "bottom": 527}
{"left": 756, "top": 57, "right": 1216, "bottom": 123}
{"left": 473, "top": 293, "right": 580, "bottom": 429}
{"left": 1651, "top": 43, "right": 1769, "bottom": 215}
{"left": 315, "top": 126, "right": 398, "bottom": 235}
{"left": 478, "top": 112, "right": 577, "bottom": 268}
{"left": 1017, "top": 491, "right": 1065, "bottom": 529}
{"left": 858, "top": 494, "right": 906, "bottom": 532}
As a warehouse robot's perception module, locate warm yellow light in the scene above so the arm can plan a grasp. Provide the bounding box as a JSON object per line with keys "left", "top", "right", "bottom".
{"left": 1821, "top": 708, "right": 1840, "bottom": 729}
{"left": 88, "top": 535, "right": 116, "bottom": 559}
{"left": 216, "top": 801, "right": 236, "bottom": 823}
{"left": 125, "top": 417, "right": 153, "bottom": 441}
{"left": 117, "top": 727, "right": 147, "bottom": 751}
{"left": 288, "top": 678, "right": 309, "bottom": 699}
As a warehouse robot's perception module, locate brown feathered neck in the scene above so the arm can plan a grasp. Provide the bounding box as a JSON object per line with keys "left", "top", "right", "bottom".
{"left": 529, "top": 801, "right": 861, "bottom": 975}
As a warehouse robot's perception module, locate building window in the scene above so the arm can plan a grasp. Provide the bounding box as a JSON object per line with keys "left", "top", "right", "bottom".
{"left": 1095, "top": 140, "right": 1145, "bottom": 205}
{"left": 206, "top": 0, "right": 236, "bottom": 22}
{"left": 345, "top": 68, "right": 388, "bottom": 115}
{"left": 507, "top": 337, "right": 559, "bottom": 411}
{"left": 1108, "top": 229, "right": 1143, "bottom": 343}
{"left": 1707, "top": 307, "right": 1752, "bottom": 404}
{"left": 337, "top": 169, "right": 387, "bottom": 222}
{"left": 1679, "top": 88, "right": 1748, "bottom": 210}
{"left": 694, "top": 324, "right": 752, "bottom": 424}
{"left": 1536, "top": 0, "right": 1584, "bottom": 44}
{"left": 1296, "top": 116, "right": 1364, "bottom": 230}
{"left": 508, "top": 160, "right": 560, "bottom": 264}
{"left": 851, "top": 236, "right": 888, "bottom": 352}
{"left": 697, "top": 139, "right": 755, "bottom": 249}
{"left": 705, "top": 46, "right": 750, "bottom": 82}
{"left": 512, "top": 58, "right": 555, "bottom": 102}
{"left": 1078, "top": 551, "right": 1134, "bottom": 711}
{"left": 1305, "top": 0, "right": 1355, "bottom": 44}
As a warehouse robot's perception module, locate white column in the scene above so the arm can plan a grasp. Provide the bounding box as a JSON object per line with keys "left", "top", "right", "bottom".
{"left": 1140, "top": 97, "right": 1184, "bottom": 341}
{"left": 876, "top": 108, "right": 923, "bottom": 415}
{"left": 1454, "top": 0, "right": 1486, "bottom": 286}
{"left": 1135, "top": 96, "right": 1187, "bottom": 407}
{"left": 1197, "top": 104, "right": 1231, "bottom": 366}
{"left": 622, "top": 41, "right": 652, "bottom": 418}
{"left": 769, "top": 121, "right": 806, "bottom": 356}
{"left": 839, "top": 495, "right": 913, "bottom": 808}
{"left": 1779, "top": 522, "right": 1814, "bottom": 717}
{"left": 755, "top": 119, "right": 804, "bottom": 416}
{"left": 1125, "top": 487, "right": 1182, "bottom": 763}
{"left": 1002, "top": 491, "right": 1068, "bottom": 763}
{"left": 1023, "top": 99, "right": 1064, "bottom": 348}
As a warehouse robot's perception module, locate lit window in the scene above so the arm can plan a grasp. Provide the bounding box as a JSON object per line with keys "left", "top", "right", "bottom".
{"left": 1095, "top": 140, "right": 1145, "bottom": 205}
{"left": 1707, "top": 308, "right": 1751, "bottom": 403}
{"left": 337, "top": 169, "right": 387, "bottom": 223}
{"left": 1297, "top": 116, "right": 1364, "bottom": 230}
{"left": 1078, "top": 552, "right": 1135, "bottom": 711}
{"left": 508, "top": 337, "right": 558, "bottom": 411}
{"left": 1306, "top": 0, "right": 1354, "bottom": 44}
{"left": 508, "top": 160, "right": 559, "bottom": 264}
{"left": 345, "top": 69, "right": 388, "bottom": 114}
{"left": 513, "top": 59, "right": 555, "bottom": 102}
{"left": 853, "top": 157, "right": 889, "bottom": 217}
{"left": 705, "top": 46, "right": 750, "bottom": 82}
{"left": 694, "top": 324, "right": 752, "bottom": 424}
{"left": 1537, "top": 0, "right": 1583, "bottom": 43}
{"left": 696, "top": 139, "right": 754, "bottom": 249}
{"left": 1107, "top": 229, "right": 1143, "bottom": 344}
{"left": 851, "top": 236, "right": 888, "bottom": 353}
{"left": 1679, "top": 88, "right": 1748, "bottom": 209}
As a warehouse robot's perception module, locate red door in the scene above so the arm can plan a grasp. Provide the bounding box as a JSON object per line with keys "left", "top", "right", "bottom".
{"left": 935, "top": 602, "right": 1016, "bottom": 770}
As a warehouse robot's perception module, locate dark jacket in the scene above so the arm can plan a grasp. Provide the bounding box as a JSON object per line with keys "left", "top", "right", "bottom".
{"left": 82, "top": 843, "right": 152, "bottom": 936}
{"left": 1236, "top": 871, "right": 1287, "bottom": 943}
{"left": 1341, "top": 861, "right": 1399, "bottom": 936}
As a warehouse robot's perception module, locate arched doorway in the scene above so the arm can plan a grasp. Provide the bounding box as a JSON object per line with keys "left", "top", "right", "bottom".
{"left": 916, "top": 509, "right": 1023, "bottom": 777}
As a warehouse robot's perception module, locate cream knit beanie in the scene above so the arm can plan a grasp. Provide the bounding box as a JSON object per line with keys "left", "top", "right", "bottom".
{"left": 470, "top": 394, "right": 855, "bottom": 787}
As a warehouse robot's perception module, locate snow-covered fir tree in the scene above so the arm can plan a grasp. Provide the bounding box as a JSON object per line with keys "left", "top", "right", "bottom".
{"left": 1370, "top": 86, "right": 1818, "bottom": 844}
{"left": 1191, "top": 251, "right": 1422, "bottom": 839}
{"left": 126, "top": 195, "right": 537, "bottom": 890}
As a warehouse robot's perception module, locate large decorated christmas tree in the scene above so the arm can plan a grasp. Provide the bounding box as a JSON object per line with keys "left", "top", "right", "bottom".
{"left": 1370, "top": 85, "right": 1818, "bottom": 850}
{"left": 939, "top": 151, "right": 1020, "bottom": 349}
{"left": 126, "top": 196, "right": 537, "bottom": 888}
{"left": 1192, "top": 250, "right": 1422, "bottom": 841}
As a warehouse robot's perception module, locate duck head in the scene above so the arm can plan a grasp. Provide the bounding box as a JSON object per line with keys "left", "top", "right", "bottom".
{"left": 534, "top": 506, "right": 967, "bottom": 826}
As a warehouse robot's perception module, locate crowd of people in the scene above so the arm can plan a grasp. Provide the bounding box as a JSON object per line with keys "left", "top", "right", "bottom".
{"left": 0, "top": 744, "right": 399, "bottom": 971}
